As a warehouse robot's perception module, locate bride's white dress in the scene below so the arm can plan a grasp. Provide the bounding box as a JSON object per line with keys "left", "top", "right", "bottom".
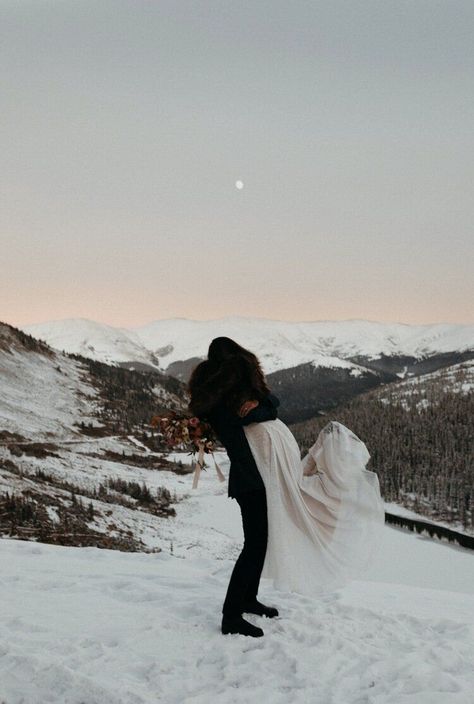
{"left": 242, "top": 418, "right": 385, "bottom": 595}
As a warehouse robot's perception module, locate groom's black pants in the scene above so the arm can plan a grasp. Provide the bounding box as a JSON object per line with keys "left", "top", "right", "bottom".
{"left": 222, "top": 487, "right": 268, "bottom": 618}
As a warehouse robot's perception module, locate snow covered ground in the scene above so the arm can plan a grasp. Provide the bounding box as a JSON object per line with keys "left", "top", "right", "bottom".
{"left": 1, "top": 462, "right": 474, "bottom": 704}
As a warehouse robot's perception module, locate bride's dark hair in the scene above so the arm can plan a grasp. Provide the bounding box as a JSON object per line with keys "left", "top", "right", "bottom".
{"left": 187, "top": 336, "right": 270, "bottom": 418}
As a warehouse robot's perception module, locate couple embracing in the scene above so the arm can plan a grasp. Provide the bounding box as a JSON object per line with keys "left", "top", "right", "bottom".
{"left": 188, "top": 336, "right": 385, "bottom": 637}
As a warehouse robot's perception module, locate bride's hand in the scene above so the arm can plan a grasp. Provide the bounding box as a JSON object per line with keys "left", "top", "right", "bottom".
{"left": 238, "top": 399, "right": 259, "bottom": 417}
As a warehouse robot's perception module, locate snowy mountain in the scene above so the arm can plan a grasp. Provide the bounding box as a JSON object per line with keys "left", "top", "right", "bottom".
{"left": 0, "top": 321, "right": 185, "bottom": 442}
{"left": 0, "top": 322, "right": 103, "bottom": 441}
{"left": 2, "top": 319, "right": 471, "bottom": 551}
{"left": 21, "top": 315, "right": 474, "bottom": 377}
{"left": 23, "top": 317, "right": 162, "bottom": 371}
{"left": 0, "top": 320, "right": 189, "bottom": 551}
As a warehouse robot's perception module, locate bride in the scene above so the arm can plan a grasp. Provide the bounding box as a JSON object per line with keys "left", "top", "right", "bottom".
{"left": 188, "top": 336, "right": 385, "bottom": 638}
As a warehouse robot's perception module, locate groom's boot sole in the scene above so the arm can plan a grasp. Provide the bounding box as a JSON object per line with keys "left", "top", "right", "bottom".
{"left": 221, "top": 614, "right": 264, "bottom": 637}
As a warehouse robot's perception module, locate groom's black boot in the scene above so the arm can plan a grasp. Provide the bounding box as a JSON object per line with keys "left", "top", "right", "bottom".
{"left": 221, "top": 613, "right": 264, "bottom": 637}
{"left": 242, "top": 599, "right": 279, "bottom": 618}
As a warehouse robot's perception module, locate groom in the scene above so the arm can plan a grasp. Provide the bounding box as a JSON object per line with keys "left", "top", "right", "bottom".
{"left": 205, "top": 391, "right": 281, "bottom": 636}
{"left": 208, "top": 391, "right": 280, "bottom": 498}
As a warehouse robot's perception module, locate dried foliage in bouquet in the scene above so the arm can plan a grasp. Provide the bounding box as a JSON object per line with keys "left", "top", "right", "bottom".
{"left": 150, "top": 411, "right": 225, "bottom": 489}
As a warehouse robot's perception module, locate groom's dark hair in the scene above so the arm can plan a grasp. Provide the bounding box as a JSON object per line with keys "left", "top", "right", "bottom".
{"left": 187, "top": 336, "right": 270, "bottom": 418}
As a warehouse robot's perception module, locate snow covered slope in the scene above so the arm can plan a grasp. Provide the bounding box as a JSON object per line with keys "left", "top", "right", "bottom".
{"left": 21, "top": 316, "right": 474, "bottom": 376}
{"left": 0, "top": 324, "right": 102, "bottom": 441}
{"left": 0, "top": 322, "right": 183, "bottom": 441}
{"left": 1, "top": 461, "right": 473, "bottom": 704}
{"left": 23, "top": 317, "right": 161, "bottom": 370}
{"left": 378, "top": 359, "right": 474, "bottom": 405}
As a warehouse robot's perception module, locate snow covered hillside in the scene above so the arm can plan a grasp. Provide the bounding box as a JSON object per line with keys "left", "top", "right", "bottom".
{"left": 21, "top": 318, "right": 161, "bottom": 371}
{"left": 0, "top": 321, "right": 190, "bottom": 549}
{"left": 0, "top": 324, "right": 102, "bottom": 441}
{"left": 0, "top": 322, "right": 182, "bottom": 441}
{"left": 377, "top": 359, "right": 474, "bottom": 409}
{"left": 1, "top": 460, "right": 474, "bottom": 704}
{"left": 22, "top": 315, "right": 474, "bottom": 376}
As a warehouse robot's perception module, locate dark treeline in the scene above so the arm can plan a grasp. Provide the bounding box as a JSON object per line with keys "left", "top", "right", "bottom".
{"left": 290, "top": 370, "right": 473, "bottom": 533}
{"left": 68, "top": 353, "right": 186, "bottom": 432}
{"left": 0, "top": 320, "right": 54, "bottom": 356}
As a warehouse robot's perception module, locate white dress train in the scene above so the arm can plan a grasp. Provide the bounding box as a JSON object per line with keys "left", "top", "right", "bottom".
{"left": 243, "top": 418, "right": 385, "bottom": 595}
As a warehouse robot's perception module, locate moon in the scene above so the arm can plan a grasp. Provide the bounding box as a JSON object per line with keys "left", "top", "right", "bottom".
{"left": 235, "top": 180, "right": 244, "bottom": 190}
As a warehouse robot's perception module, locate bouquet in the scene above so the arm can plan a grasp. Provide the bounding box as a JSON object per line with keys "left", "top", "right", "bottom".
{"left": 150, "top": 411, "right": 225, "bottom": 489}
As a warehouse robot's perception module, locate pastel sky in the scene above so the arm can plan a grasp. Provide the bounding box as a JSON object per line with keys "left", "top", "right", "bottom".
{"left": 1, "top": 1, "right": 473, "bottom": 328}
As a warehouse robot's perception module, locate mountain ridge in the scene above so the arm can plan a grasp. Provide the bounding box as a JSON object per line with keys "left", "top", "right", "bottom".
{"left": 21, "top": 316, "right": 474, "bottom": 378}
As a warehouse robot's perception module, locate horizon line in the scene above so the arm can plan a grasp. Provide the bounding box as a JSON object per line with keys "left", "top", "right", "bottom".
{"left": 7, "top": 315, "right": 474, "bottom": 330}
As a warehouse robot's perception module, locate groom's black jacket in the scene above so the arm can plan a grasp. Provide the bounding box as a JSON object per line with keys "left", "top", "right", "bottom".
{"left": 204, "top": 392, "right": 280, "bottom": 499}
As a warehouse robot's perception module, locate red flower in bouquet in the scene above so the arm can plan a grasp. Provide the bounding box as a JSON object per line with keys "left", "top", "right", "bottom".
{"left": 150, "top": 411, "right": 225, "bottom": 489}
